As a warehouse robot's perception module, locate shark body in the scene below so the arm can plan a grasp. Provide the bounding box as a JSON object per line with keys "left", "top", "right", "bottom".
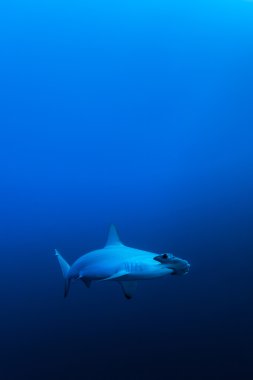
{"left": 55, "top": 225, "right": 190, "bottom": 299}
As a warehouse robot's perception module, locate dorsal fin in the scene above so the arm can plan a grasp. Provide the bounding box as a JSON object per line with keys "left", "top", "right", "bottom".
{"left": 105, "top": 224, "right": 123, "bottom": 247}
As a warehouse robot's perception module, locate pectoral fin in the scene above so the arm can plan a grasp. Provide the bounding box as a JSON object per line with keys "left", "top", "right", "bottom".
{"left": 120, "top": 281, "right": 138, "bottom": 300}
{"left": 100, "top": 270, "right": 129, "bottom": 281}
{"left": 81, "top": 278, "right": 92, "bottom": 288}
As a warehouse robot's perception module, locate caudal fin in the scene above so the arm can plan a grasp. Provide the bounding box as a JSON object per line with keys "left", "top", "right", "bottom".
{"left": 55, "top": 249, "right": 71, "bottom": 297}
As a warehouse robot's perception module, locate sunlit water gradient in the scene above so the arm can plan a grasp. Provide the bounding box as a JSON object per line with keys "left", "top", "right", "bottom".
{"left": 0, "top": 1, "right": 253, "bottom": 379}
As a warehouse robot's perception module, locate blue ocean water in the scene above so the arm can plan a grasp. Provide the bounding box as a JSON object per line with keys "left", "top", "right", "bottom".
{"left": 0, "top": 1, "right": 253, "bottom": 379}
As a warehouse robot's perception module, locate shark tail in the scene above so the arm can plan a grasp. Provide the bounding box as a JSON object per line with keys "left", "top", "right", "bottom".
{"left": 55, "top": 249, "right": 71, "bottom": 298}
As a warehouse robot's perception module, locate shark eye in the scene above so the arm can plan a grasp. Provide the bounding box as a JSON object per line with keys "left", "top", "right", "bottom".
{"left": 162, "top": 254, "right": 168, "bottom": 260}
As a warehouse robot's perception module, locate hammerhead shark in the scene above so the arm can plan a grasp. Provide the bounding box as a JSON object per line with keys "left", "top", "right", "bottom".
{"left": 55, "top": 225, "right": 190, "bottom": 299}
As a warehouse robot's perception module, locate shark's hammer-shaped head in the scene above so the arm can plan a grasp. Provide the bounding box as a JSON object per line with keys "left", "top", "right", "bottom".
{"left": 154, "top": 253, "right": 190, "bottom": 275}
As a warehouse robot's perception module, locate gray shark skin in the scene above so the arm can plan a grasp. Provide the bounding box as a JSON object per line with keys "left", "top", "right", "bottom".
{"left": 55, "top": 225, "right": 190, "bottom": 299}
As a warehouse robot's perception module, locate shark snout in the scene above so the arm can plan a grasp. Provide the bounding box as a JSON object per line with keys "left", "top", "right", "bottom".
{"left": 183, "top": 261, "right": 190, "bottom": 274}
{"left": 175, "top": 260, "right": 190, "bottom": 275}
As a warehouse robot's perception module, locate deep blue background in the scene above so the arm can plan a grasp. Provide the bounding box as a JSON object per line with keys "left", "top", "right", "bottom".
{"left": 0, "top": 1, "right": 253, "bottom": 379}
